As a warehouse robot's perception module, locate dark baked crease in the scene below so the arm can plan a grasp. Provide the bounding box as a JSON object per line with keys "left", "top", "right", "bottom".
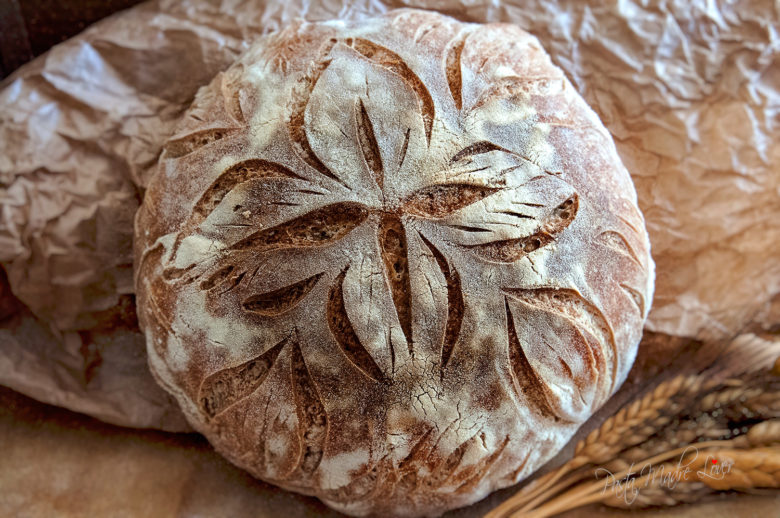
{"left": 327, "top": 266, "right": 388, "bottom": 383}
{"left": 198, "top": 336, "right": 289, "bottom": 418}
{"left": 170, "top": 159, "right": 304, "bottom": 259}
{"left": 398, "top": 127, "right": 411, "bottom": 168}
{"left": 200, "top": 264, "right": 236, "bottom": 291}
{"left": 355, "top": 97, "right": 384, "bottom": 191}
{"left": 466, "top": 193, "right": 578, "bottom": 263}
{"left": 290, "top": 338, "right": 329, "bottom": 475}
{"left": 504, "top": 298, "right": 560, "bottom": 421}
{"left": 445, "top": 36, "right": 466, "bottom": 111}
{"left": 446, "top": 224, "right": 491, "bottom": 233}
{"left": 242, "top": 272, "right": 325, "bottom": 316}
{"left": 503, "top": 286, "right": 615, "bottom": 392}
{"left": 378, "top": 214, "right": 413, "bottom": 354}
{"left": 450, "top": 141, "right": 506, "bottom": 163}
{"left": 419, "top": 234, "right": 463, "bottom": 378}
{"left": 344, "top": 38, "right": 435, "bottom": 145}
{"left": 163, "top": 128, "right": 236, "bottom": 159}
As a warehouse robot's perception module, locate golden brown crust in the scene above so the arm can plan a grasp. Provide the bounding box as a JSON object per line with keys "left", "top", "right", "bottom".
{"left": 134, "top": 9, "right": 654, "bottom": 517}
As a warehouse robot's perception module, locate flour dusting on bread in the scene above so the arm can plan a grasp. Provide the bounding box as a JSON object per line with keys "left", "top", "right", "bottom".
{"left": 134, "top": 9, "right": 654, "bottom": 517}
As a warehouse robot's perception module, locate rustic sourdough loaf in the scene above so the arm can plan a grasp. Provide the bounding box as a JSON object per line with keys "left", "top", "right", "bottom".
{"left": 134, "top": 9, "right": 654, "bottom": 517}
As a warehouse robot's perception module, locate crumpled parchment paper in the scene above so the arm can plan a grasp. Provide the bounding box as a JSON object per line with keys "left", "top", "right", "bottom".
{"left": 1, "top": 0, "right": 778, "bottom": 429}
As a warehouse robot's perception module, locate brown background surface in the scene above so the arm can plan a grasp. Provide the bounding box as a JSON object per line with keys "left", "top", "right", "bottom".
{"left": 2, "top": 384, "right": 778, "bottom": 517}
{"left": 1, "top": 1, "right": 778, "bottom": 517}
{"left": 0, "top": 0, "right": 144, "bottom": 77}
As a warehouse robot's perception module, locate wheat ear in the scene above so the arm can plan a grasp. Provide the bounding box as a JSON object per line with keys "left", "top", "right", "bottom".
{"left": 485, "top": 374, "right": 708, "bottom": 517}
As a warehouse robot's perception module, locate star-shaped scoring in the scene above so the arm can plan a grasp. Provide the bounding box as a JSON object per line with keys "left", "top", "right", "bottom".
{"left": 159, "top": 35, "right": 624, "bottom": 429}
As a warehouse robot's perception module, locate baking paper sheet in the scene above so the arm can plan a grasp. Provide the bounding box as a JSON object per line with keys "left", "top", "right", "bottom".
{"left": 1, "top": 0, "right": 778, "bottom": 428}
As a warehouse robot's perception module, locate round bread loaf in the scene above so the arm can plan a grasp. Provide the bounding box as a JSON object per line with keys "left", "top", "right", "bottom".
{"left": 134, "top": 9, "right": 654, "bottom": 517}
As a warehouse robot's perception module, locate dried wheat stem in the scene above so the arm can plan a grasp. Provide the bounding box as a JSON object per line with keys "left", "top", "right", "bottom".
{"left": 490, "top": 348, "right": 780, "bottom": 518}
{"left": 514, "top": 469, "right": 599, "bottom": 513}
{"left": 608, "top": 447, "right": 780, "bottom": 495}
{"left": 573, "top": 374, "right": 709, "bottom": 464}
{"left": 520, "top": 419, "right": 780, "bottom": 512}
{"left": 732, "top": 419, "right": 780, "bottom": 448}
{"left": 485, "top": 374, "right": 708, "bottom": 518}
{"left": 602, "top": 481, "right": 707, "bottom": 508}
{"left": 518, "top": 445, "right": 780, "bottom": 518}
{"left": 513, "top": 440, "right": 734, "bottom": 518}
{"left": 692, "top": 448, "right": 780, "bottom": 490}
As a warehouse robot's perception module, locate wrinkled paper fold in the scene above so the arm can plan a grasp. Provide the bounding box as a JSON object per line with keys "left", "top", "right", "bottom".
{"left": 1, "top": 0, "right": 778, "bottom": 430}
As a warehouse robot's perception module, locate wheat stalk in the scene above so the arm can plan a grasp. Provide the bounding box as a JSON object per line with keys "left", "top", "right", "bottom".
{"left": 486, "top": 348, "right": 780, "bottom": 518}
{"left": 602, "top": 481, "right": 707, "bottom": 508}
{"left": 572, "top": 374, "right": 711, "bottom": 464}
{"left": 517, "top": 445, "right": 780, "bottom": 518}
{"left": 692, "top": 448, "right": 780, "bottom": 490}
{"left": 608, "top": 378, "right": 780, "bottom": 470}
{"left": 601, "top": 447, "right": 780, "bottom": 508}
{"left": 484, "top": 374, "right": 711, "bottom": 517}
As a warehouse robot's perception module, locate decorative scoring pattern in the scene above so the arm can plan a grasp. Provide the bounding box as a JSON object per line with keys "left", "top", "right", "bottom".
{"left": 136, "top": 11, "right": 653, "bottom": 517}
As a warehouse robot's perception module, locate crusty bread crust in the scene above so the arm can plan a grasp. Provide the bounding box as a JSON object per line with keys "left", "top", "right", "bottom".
{"left": 134, "top": 9, "right": 654, "bottom": 517}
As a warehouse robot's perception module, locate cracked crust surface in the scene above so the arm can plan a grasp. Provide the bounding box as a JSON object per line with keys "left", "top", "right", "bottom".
{"left": 133, "top": 9, "right": 654, "bottom": 517}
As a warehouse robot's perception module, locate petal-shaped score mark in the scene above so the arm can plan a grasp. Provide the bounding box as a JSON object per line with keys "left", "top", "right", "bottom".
{"left": 467, "top": 194, "right": 578, "bottom": 263}
{"left": 451, "top": 140, "right": 563, "bottom": 178}
{"left": 327, "top": 267, "right": 388, "bottom": 383}
{"left": 379, "top": 214, "right": 413, "bottom": 353}
{"left": 164, "top": 128, "right": 235, "bottom": 159}
{"left": 220, "top": 67, "right": 245, "bottom": 124}
{"left": 504, "top": 299, "right": 559, "bottom": 420}
{"left": 596, "top": 230, "right": 643, "bottom": 267}
{"left": 230, "top": 202, "right": 369, "bottom": 252}
{"left": 419, "top": 234, "right": 464, "bottom": 378}
{"left": 163, "top": 263, "right": 195, "bottom": 281}
{"left": 503, "top": 286, "right": 615, "bottom": 392}
{"left": 200, "top": 265, "right": 236, "bottom": 291}
{"left": 355, "top": 98, "right": 384, "bottom": 190}
{"left": 450, "top": 141, "right": 506, "bottom": 163}
{"left": 171, "top": 159, "right": 304, "bottom": 258}
{"left": 453, "top": 435, "right": 510, "bottom": 492}
{"left": 288, "top": 38, "right": 348, "bottom": 187}
{"left": 192, "top": 159, "right": 304, "bottom": 221}
{"left": 445, "top": 37, "right": 465, "bottom": 111}
{"left": 620, "top": 284, "right": 645, "bottom": 315}
{"left": 198, "top": 336, "right": 289, "bottom": 418}
{"left": 242, "top": 272, "right": 324, "bottom": 316}
{"left": 402, "top": 184, "right": 500, "bottom": 219}
{"left": 346, "top": 38, "right": 435, "bottom": 145}
{"left": 396, "top": 427, "right": 510, "bottom": 492}
{"left": 427, "top": 430, "right": 477, "bottom": 488}
{"left": 290, "top": 339, "right": 328, "bottom": 474}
